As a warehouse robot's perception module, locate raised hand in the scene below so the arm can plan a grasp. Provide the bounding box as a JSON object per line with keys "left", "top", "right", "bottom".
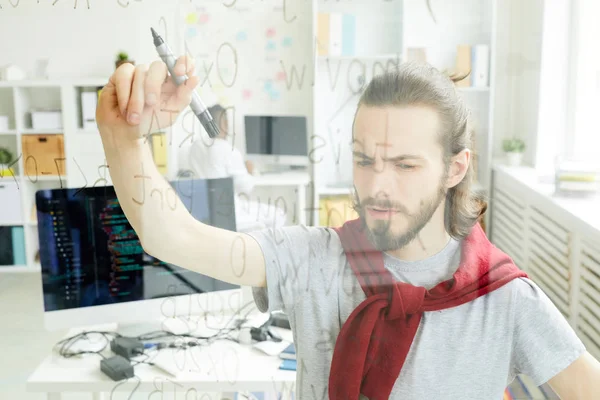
{"left": 96, "top": 55, "right": 199, "bottom": 146}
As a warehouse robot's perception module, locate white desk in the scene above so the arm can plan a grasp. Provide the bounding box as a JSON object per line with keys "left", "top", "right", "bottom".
{"left": 252, "top": 171, "right": 311, "bottom": 226}
{"left": 27, "top": 316, "right": 296, "bottom": 400}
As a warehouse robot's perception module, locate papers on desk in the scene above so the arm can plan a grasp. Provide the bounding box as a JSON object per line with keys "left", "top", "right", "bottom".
{"left": 252, "top": 339, "right": 291, "bottom": 356}
{"left": 279, "top": 343, "right": 296, "bottom": 360}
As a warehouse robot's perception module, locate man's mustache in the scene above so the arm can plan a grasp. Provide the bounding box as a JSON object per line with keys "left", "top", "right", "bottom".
{"left": 359, "top": 198, "right": 410, "bottom": 215}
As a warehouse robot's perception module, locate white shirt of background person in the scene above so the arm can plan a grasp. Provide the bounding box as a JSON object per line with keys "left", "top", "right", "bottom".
{"left": 188, "top": 104, "right": 256, "bottom": 196}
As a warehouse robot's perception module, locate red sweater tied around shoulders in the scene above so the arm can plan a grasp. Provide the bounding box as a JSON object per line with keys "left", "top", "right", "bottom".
{"left": 329, "top": 218, "right": 528, "bottom": 400}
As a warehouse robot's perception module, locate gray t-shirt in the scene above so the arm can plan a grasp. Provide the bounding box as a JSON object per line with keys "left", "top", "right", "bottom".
{"left": 249, "top": 225, "right": 586, "bottom": 399}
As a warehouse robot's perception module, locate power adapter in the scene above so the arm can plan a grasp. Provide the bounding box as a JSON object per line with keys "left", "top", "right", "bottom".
{"left": 100, "top": 355, "right": 134, "bottom": 381}
{"left": 110, "top": 337, "right": 144, "bottom": 360}
{"left": 271, "top": 312, "right": 291, "bottom": 330}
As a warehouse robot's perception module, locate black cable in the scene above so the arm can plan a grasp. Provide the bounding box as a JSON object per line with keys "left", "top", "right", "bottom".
{"left": 200, "top": 300, "right": 258, "bottom": 341}
{"left": 130, "top": 350, "right": 155, "bottom": 366}
{"left": 133, "top": 299, "right": 257, "bottom": 344}
{"left": 53, "top": 299, "right": 261, "bottom": 360}
{"left": 54, "top": 330, "right": 121, "bottom": 347}
{"left": 61, "top": 350, "right": 107, "bottom": 360}
{"left": 54, "top": 331, "right": 119, "bottom": 360}
{"left": 133, "top": 360, "right": 155, "bottom": 366}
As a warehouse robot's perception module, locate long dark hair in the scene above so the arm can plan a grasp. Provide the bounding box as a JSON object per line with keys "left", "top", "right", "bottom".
{"left": 354, "top": 62, "right": 486, "bottom": 240}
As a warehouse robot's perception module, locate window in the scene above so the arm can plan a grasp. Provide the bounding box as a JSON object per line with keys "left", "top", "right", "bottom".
{"left": 567, "top": 0, "right": 600, "bottom": 162}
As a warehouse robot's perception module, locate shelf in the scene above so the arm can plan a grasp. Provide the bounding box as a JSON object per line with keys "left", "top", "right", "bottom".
{"left": 22, "top": 175, "right": 68, "bottom": 182}
{"left": 318, "top": 186, "right": 353, "bottom": 196}
{"left": 21, "top": 129, "right": 63, "bottom": 135}
{"left": 318, "top": 54, "right": 401, "bottom": 61}
{"left": 76, "top": 129, "right": 98, "bottom": 135}
{"left": 0, "top": 79, "right": 106, "bottom": 88}
{"left": 317, "top": 1, "right": 402, "bottom": 15}
{"left": 0, "top": 264, "right": 40, "bottom": 273}
{"left": 0, "top": 80, "right": 60, "bottom": 88}
{"left": 71, "top": 78, "right": 107, "bottom": 87}
{"left": 0, "top": 221, "right": 24, "bottom": 226}
{"left": 0, "top": 130, "right": 17, "bottom": 135}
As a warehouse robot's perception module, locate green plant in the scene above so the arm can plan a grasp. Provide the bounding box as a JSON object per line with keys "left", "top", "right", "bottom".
{"left": 0, "top": 147, "right": 13, "bottom": 164}
{"left": 117, "top": 52, "right": 129, "bottom": 61}
{"left": 503, "top": 138, "right": 525, "bottom": 153}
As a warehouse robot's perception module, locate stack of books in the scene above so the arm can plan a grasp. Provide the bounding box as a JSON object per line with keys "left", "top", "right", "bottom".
{"left": 279, "top": 343, "right": 296, "bottom": 371}
{"left": 454, "top": 44, "right": 490, "bottom": 88}
{"left": 555, "top": 160, "right": 600, "bottom": 196}
{"left": 317, "top": 13, "right": 356, "bottom": 57}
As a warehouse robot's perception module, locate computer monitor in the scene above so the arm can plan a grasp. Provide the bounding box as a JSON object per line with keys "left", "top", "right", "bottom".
{"left": 244, "top": 115, "right": 309, "bottom": 168}
{"left": 36, "top": 177, "right": 244, "bottom": 332}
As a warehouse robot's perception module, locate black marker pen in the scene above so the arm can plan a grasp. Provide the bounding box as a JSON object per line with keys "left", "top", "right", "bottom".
{"left": 150, "top": 27, "right": 220, "bottom": 138}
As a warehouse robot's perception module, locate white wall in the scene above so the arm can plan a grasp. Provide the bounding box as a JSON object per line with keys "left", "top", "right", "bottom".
{"left": 535, "top": 0, "right": 572, "bottom": 176}
{"left": 492, "top": 0, "right": 544, "bottom": 166}
{"left": 0, "top": 0, "right": 180, "bottom": 79}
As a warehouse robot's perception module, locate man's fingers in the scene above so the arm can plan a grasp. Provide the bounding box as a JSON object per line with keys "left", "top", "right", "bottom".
{"left": 172, "top": 75, "right": 199, "bottom": 111}
{"left": 145, "top": 60, "right": 167, "bottom": 106}
{"left": 174, "top": 55, "right": 195, "bottom": 77}
{"left": 113, "top": 63, "right": 136, "bottom": 117}
{"left": 102, "top": 58, "right": 197, "bottom": 127}
{"left": 126, "top": 64, "right": 149, "bottom": 125}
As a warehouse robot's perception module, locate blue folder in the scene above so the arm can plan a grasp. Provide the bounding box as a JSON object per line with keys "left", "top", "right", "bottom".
{"left": 342, "top": 14, "right": 356, "bottom": 56}
{"left": 279, "top": 359, "right": 297, "bottom": 371}
{"left": 12, "top": 226, "right": 26, "bottom": 265}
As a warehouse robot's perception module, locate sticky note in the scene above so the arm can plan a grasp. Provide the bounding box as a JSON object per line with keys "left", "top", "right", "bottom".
{"left": 276, "top": 71, "right": 287, "bottom": 81}
{"left": 185, "top": 13, "right": 197, "bottom": 24}
{"left": 198, "top": 13, "right": 210, "bottom": 24}
{"left": 186, "top": 27, "right": 197, "bottom": 38}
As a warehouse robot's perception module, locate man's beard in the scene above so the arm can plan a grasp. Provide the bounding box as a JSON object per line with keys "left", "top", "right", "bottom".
{"left": 353, "top": 181, "right": 448, "bottom": 252}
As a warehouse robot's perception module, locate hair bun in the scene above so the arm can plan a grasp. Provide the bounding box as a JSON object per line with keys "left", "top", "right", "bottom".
{"left": 442, "top": 69, "right": 472, "bottom": 83}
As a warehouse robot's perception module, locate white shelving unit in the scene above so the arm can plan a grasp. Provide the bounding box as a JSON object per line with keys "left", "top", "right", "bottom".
{"left": 0, "top": 79, "right": 110, "bottom": 273}
{"left": 310, "top": 0, "right": 498, "bottom": 228}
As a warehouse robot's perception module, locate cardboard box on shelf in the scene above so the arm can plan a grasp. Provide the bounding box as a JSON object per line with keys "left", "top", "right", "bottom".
{"left": 21, "top": 134, "right": 65, "bottom": 176}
